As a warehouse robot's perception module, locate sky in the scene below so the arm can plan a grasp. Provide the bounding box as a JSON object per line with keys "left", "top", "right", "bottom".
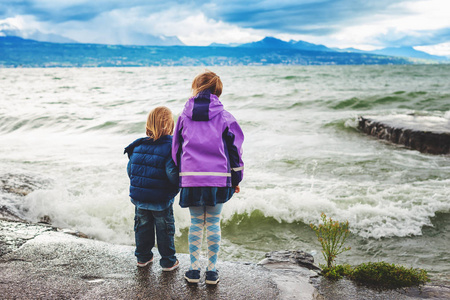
{"left": 0, "top": 0, "right": 449, "bottom": 56}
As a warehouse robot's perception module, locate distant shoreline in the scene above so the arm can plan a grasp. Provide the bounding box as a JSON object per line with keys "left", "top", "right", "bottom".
{"left": 1, "top": 36, "right": 432, "bottom": 68}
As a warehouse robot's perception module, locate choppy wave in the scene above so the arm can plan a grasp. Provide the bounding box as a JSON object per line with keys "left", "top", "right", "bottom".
{"left": 1, "top": 65, "right": 450, "bottom": 135}
{"left": 1, "top": 65, "right": 450, "bottom": 275}
{"left": 0, "top": 115, "right": 146, "bottom": 135}
{"left": 330, "top": 92, "right": 450, "bottom": 111}
{"left": 10, "top": 154, "right": 449, "bottom": 243}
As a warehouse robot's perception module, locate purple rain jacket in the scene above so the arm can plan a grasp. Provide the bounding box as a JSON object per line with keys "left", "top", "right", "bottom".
{"left": 172, "top": 90, "right": 244, "bottom": 187}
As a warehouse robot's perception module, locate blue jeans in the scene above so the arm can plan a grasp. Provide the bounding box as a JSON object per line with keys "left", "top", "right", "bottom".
{"left": 134, "top": 204, "right": 177, "bottom": 268}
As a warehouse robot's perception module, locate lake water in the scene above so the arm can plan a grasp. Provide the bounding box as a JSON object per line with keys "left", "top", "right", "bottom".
{"left": 1, "top": 65, "right": 449, "bottom": 282}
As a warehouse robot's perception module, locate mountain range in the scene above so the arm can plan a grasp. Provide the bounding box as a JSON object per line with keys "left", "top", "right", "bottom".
{"left": 237, "top": 37, "right": 333, "bottom": 52}
{"left": 1, "top": 24, "right": 447, "bottom": 62}
{"left": 0, "top": 35, "right": 447, "bottom": 68}
{"left": 234, "top": 37, "right": 447, "bottom": 61}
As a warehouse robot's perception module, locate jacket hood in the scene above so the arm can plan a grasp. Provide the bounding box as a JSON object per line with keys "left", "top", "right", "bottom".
{"left": 183, "top": 90, "right": 224, "bottom": 121}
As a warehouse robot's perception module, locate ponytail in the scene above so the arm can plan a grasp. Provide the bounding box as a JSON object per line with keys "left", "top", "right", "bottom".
{"left": 191, "top": 70, "right": 223, "bottom": 97}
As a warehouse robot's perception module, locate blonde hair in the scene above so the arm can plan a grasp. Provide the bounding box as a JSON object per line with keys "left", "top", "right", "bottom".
{"left": 191, "top": 70, "right": 223, "bottom": 97}
{"left": 146, "top": 106, "right": 174, "bottom": 140}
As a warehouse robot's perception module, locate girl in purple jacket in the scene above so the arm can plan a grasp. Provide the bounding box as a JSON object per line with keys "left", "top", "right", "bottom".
{"left": 172, "top": 70, "right": 244, "bottom": 285}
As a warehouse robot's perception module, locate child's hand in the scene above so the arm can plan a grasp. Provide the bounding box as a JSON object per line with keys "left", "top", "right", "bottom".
{"left": 234, "top": 186, "right": 240, "bottom": 193}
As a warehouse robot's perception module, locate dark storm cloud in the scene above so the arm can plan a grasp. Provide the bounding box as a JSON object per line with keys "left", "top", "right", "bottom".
{"left": 0, "top": 0, "right": 175, "bottom": 22}
{"left": 1, "top": 0, "right": 419, "bottom": 31}
{"left": 1, "top": 0, "right": 448, "bottom": 51}
{"left": 203, "top": 0, "right": 421, "bottom": 35}
{"left": 381, "top": 27, "right": 450, "bottom": 47}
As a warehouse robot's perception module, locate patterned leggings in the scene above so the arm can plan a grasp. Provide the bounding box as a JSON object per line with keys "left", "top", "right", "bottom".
{"left": 188, "top": 204, "right": 223, "bottom": 272}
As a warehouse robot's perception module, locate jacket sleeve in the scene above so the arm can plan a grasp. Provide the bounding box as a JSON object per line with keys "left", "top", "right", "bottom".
{"left": 224, "top": 118, "right": 244, "bottom": 187}
{"left": 171, "top": 115, "right": 183, "bottom": 166}
{"left": 165, "top": 156, "right": 179, "bottom": 187}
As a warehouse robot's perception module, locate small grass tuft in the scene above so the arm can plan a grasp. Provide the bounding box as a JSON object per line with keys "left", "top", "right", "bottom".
{"left": 321, "top": 262, "right": 429, "bottom": 288}
{"left": 350, "top": 261, "right": 430, "bottom": 288}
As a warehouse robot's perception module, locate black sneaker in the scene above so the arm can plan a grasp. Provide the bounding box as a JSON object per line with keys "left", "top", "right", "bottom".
{"left": 205, "top": 270, "right": 219, "bottom": 285}
{"left": 184, "top": 270, "right": 200, "bottom": 283}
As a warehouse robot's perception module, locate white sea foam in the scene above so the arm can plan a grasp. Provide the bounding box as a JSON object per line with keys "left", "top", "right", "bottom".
{"left": 445, "top": 110, "right": 450, "bottom": 120}
{"left": 1, "top": 66, "right": 450, "bottom": 250}
{"left": 17, "top": 167, "right": 450, "bottom": 244}
{"left": 21, "top": 183, "right": 134, "bottom": 244}
{"left": 221, "top": 169, "right": 450, "bottom": 239}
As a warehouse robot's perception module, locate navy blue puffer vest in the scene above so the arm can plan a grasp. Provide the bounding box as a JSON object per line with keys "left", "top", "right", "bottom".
{"left": 124, "top": 135, "right": 178, "bottom": 203}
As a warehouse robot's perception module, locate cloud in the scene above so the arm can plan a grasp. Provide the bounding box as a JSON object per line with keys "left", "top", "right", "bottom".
{"left": 416, "top": 42, "right": 450, "bottom": 57}
{"left": 265, "top": 0, "right": 450, "bottom": 51}
{"left": 204, "top": 0, "right": 450, "bottom": 52}
{"left": 140, "top": 10, "right": 265, "bottom": 45}
{"left": 1, "top": 1, "right": 257, "bottom": 45}
{"left": 377, "top": 28, "right": 450, "bottom": 47}
{"left": 0, "top": 15, "right": 45, "bottom": 36}
{"left": 204, "top": 0, "right": 420, "bottom": 35}
{"left": 47, "top": 6, "right": 264, "bottom": 45}
{"left": 4, "top": 0, "right": 415, "bottom": 35}
{"left": 323, "top": 0, "right": 450, "bottom": 49}
{"left": 0, "top": 0, "right": 449, "bottom": 53}
{"left": 0, "top": 1, "right": 196, "bottom": 22}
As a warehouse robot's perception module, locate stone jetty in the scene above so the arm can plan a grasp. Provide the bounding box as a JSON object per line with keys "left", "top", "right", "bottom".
{"left": 358, "top": 115, "right": 450, "bottom": 154}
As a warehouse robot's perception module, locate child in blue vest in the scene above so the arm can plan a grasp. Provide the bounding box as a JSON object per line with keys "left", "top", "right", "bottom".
{"left": 124, "top": 106, "right": 180, "bottom": 271}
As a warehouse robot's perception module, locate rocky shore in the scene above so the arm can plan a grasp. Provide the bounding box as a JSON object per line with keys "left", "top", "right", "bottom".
{"left": 1, "top": 216, "right": 449, "bottom": 299}
{"left": 0, "top": 217, "right": 311, "bottom": 299}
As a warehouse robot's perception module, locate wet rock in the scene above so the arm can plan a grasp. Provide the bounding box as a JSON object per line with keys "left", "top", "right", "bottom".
{"left": 0, "top": 173, "right": 51, "bottom": 197}
{"left": 358, "top": 115, "right": 450, "bottom": 155}
{"left": 3, "top": 219, "right": 446, "bottom": 299}
{"left": 38, "top": 215, "right": 52, "bottom": 225}
{"left": 0, "top": 172, "right": 54, "bottom": 223}
{"left": 0, "top": 219, "right": 55, "bottom": 257}
{"left": 312, "top": 277, "right": 450, "bottom": 300}
{"left": 259, "top": 250, "right": 324, "bottom": 300}
{"left": 260, "top": 250, "right": 321, "bottom": 272}
{"left": 0, "top": 206, "right": 26, "bottom": 222}
{"left": 59, "top": 228, "right": 89, "bottom": 239}
{"left": 0, "top": 219, "right": 283, "bottom": 299}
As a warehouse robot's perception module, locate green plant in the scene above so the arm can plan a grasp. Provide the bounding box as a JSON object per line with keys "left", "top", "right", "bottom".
{"left": 350, "top": 262, "right": 430, "bottom": 288}
{"left": 310, "top": 213, "right": 351, "bottom": 268}
{"left": 310, "top": 213, "right": 429, "bottom": 287}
